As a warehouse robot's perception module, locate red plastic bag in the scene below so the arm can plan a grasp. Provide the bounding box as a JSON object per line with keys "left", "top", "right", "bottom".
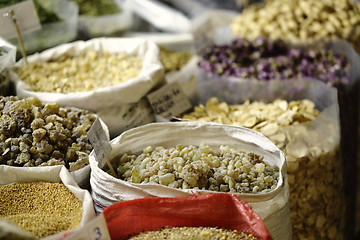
{"left": 103, "top": 193, "right": 273, "bottom": 240}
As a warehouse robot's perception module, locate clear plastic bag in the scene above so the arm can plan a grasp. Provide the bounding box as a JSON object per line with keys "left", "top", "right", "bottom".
{"left": 8, "top": 0, "right": 78, "bottom": 55}
{"left": 194, "top": 74, "right": 344, "bottom": 239}
{"left": 77, "top": 0, "right": 134, "bottom": 37}
{"left": 191, "top": 11, "right": 359, "bottom": 238}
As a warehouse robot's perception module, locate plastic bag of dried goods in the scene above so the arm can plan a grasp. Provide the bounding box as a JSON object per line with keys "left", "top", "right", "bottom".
{"left": 10, "top": 37, "right": 164, "bottom": 137}
{"left": 102, "top": 193, "right": 272, "bottom": 240}
{"left": 90, "top": 121, "right": 291, "bottom": 240}
{"left": 7, "top": 0, "right": 78, "bottom": 55}
{"left": 192, "top": 76, "right": 343, "bottom": 240}
{"left": 0, "top": 165, "right": 96, "bottom": 239}
{"left": 124, "top": 0, "right": 191, "bottom": 33}
{"left": 193, "top": 15, "right": 360, "bottom": 237}
{"left": 75, "top": 0, "right": 133, "bottom": 37}
{"left": 0, "top": 39, "right": 16, "bottom": 96}
{"left": 192, "top": 10, "right": 360, "bottom": 87}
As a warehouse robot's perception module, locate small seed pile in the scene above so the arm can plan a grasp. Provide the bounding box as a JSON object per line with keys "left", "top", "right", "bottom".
{"left": 231, "top": 0, "right": 360, "bottom": 49}
{"left": 0, "top": 181, "right": 83, "bottom": 238}
{"left": 159, "top": 46, "right": 193, "bottom": 74}
{"left": 0, "top": 96, "right": 95, "bottom": 171}
{"left": 128, "top": 227, "right": 258, "bottom": 240}
{"left": 14, "top": 50, "right": 142, "bottom": 93}
{"left": 181, "top": 98, "right": 344, "bottom": 239}
{"left": 116, "top": 144, "right": 279, "bottom": 194}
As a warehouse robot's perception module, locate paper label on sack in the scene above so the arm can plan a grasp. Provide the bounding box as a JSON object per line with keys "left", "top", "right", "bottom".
{"left": 121, "top": 98, "right": 155, "bottom": 130}
{"left": 87, "top": 118, "right": 112, "bottom": 168}
{"left": 146, "top": 82, "right": 192, "bottom": 120}
{"left": 0, "top": 0, "right": 41, "bottom": 39}
{"left": 62, "top": 214, "right": 110, "bottom": 240}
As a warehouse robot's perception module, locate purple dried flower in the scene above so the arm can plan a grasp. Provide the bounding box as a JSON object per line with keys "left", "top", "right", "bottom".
{"left": 199, "top": 37, "right": 350, "bottom": 86}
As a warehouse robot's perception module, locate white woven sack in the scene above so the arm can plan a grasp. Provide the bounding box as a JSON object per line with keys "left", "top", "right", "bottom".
{"left": 90, "top": 122, "right": 291, "bottom": 240}
{"left": 12, "top": 37, "right": 164, "bottom": 111}
{"left": 0, "top": 165, "right": 96, "bottom": 239}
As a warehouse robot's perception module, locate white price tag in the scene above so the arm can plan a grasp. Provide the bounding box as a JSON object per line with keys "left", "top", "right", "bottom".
{"left": 87, "top": 118, "right": 112, "bottom": 168}
{"left": 0, "top": 0, "right": 41, "bottom": 39}
{"left": 146, "top": 82, "right": 192, "bottom": 119}
{"left": 64, "top": 214, "right": 110, "bottom": 240}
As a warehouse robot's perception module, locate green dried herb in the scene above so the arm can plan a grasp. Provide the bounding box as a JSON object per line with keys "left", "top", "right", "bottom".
{"left": 73, "top": 0, "right": 120, "bottom": 16}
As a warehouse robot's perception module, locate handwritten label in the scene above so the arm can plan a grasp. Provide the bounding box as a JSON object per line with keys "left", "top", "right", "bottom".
{"left": 62, "top": 214, "right": 110, "bottom": 240}
{"left": 87, "top": 118, "right": 112, "bottom": 168}
{"left": 146, "top": 82, "right": 192, "bottom": 119}
{"left": 121, "top": 98, "right": 155, "bottom": 131}
{"left": 0, "top": 0, "right": 41, "bottom": 39}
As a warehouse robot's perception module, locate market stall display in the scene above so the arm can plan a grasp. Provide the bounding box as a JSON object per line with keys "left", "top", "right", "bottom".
{"left": 1, "top": 0, "right": 359, "bottom": 238}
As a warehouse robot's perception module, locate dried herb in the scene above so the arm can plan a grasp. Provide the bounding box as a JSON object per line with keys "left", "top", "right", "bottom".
{"left": 73, "top": 0, "right": 120, "bottom": 16}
